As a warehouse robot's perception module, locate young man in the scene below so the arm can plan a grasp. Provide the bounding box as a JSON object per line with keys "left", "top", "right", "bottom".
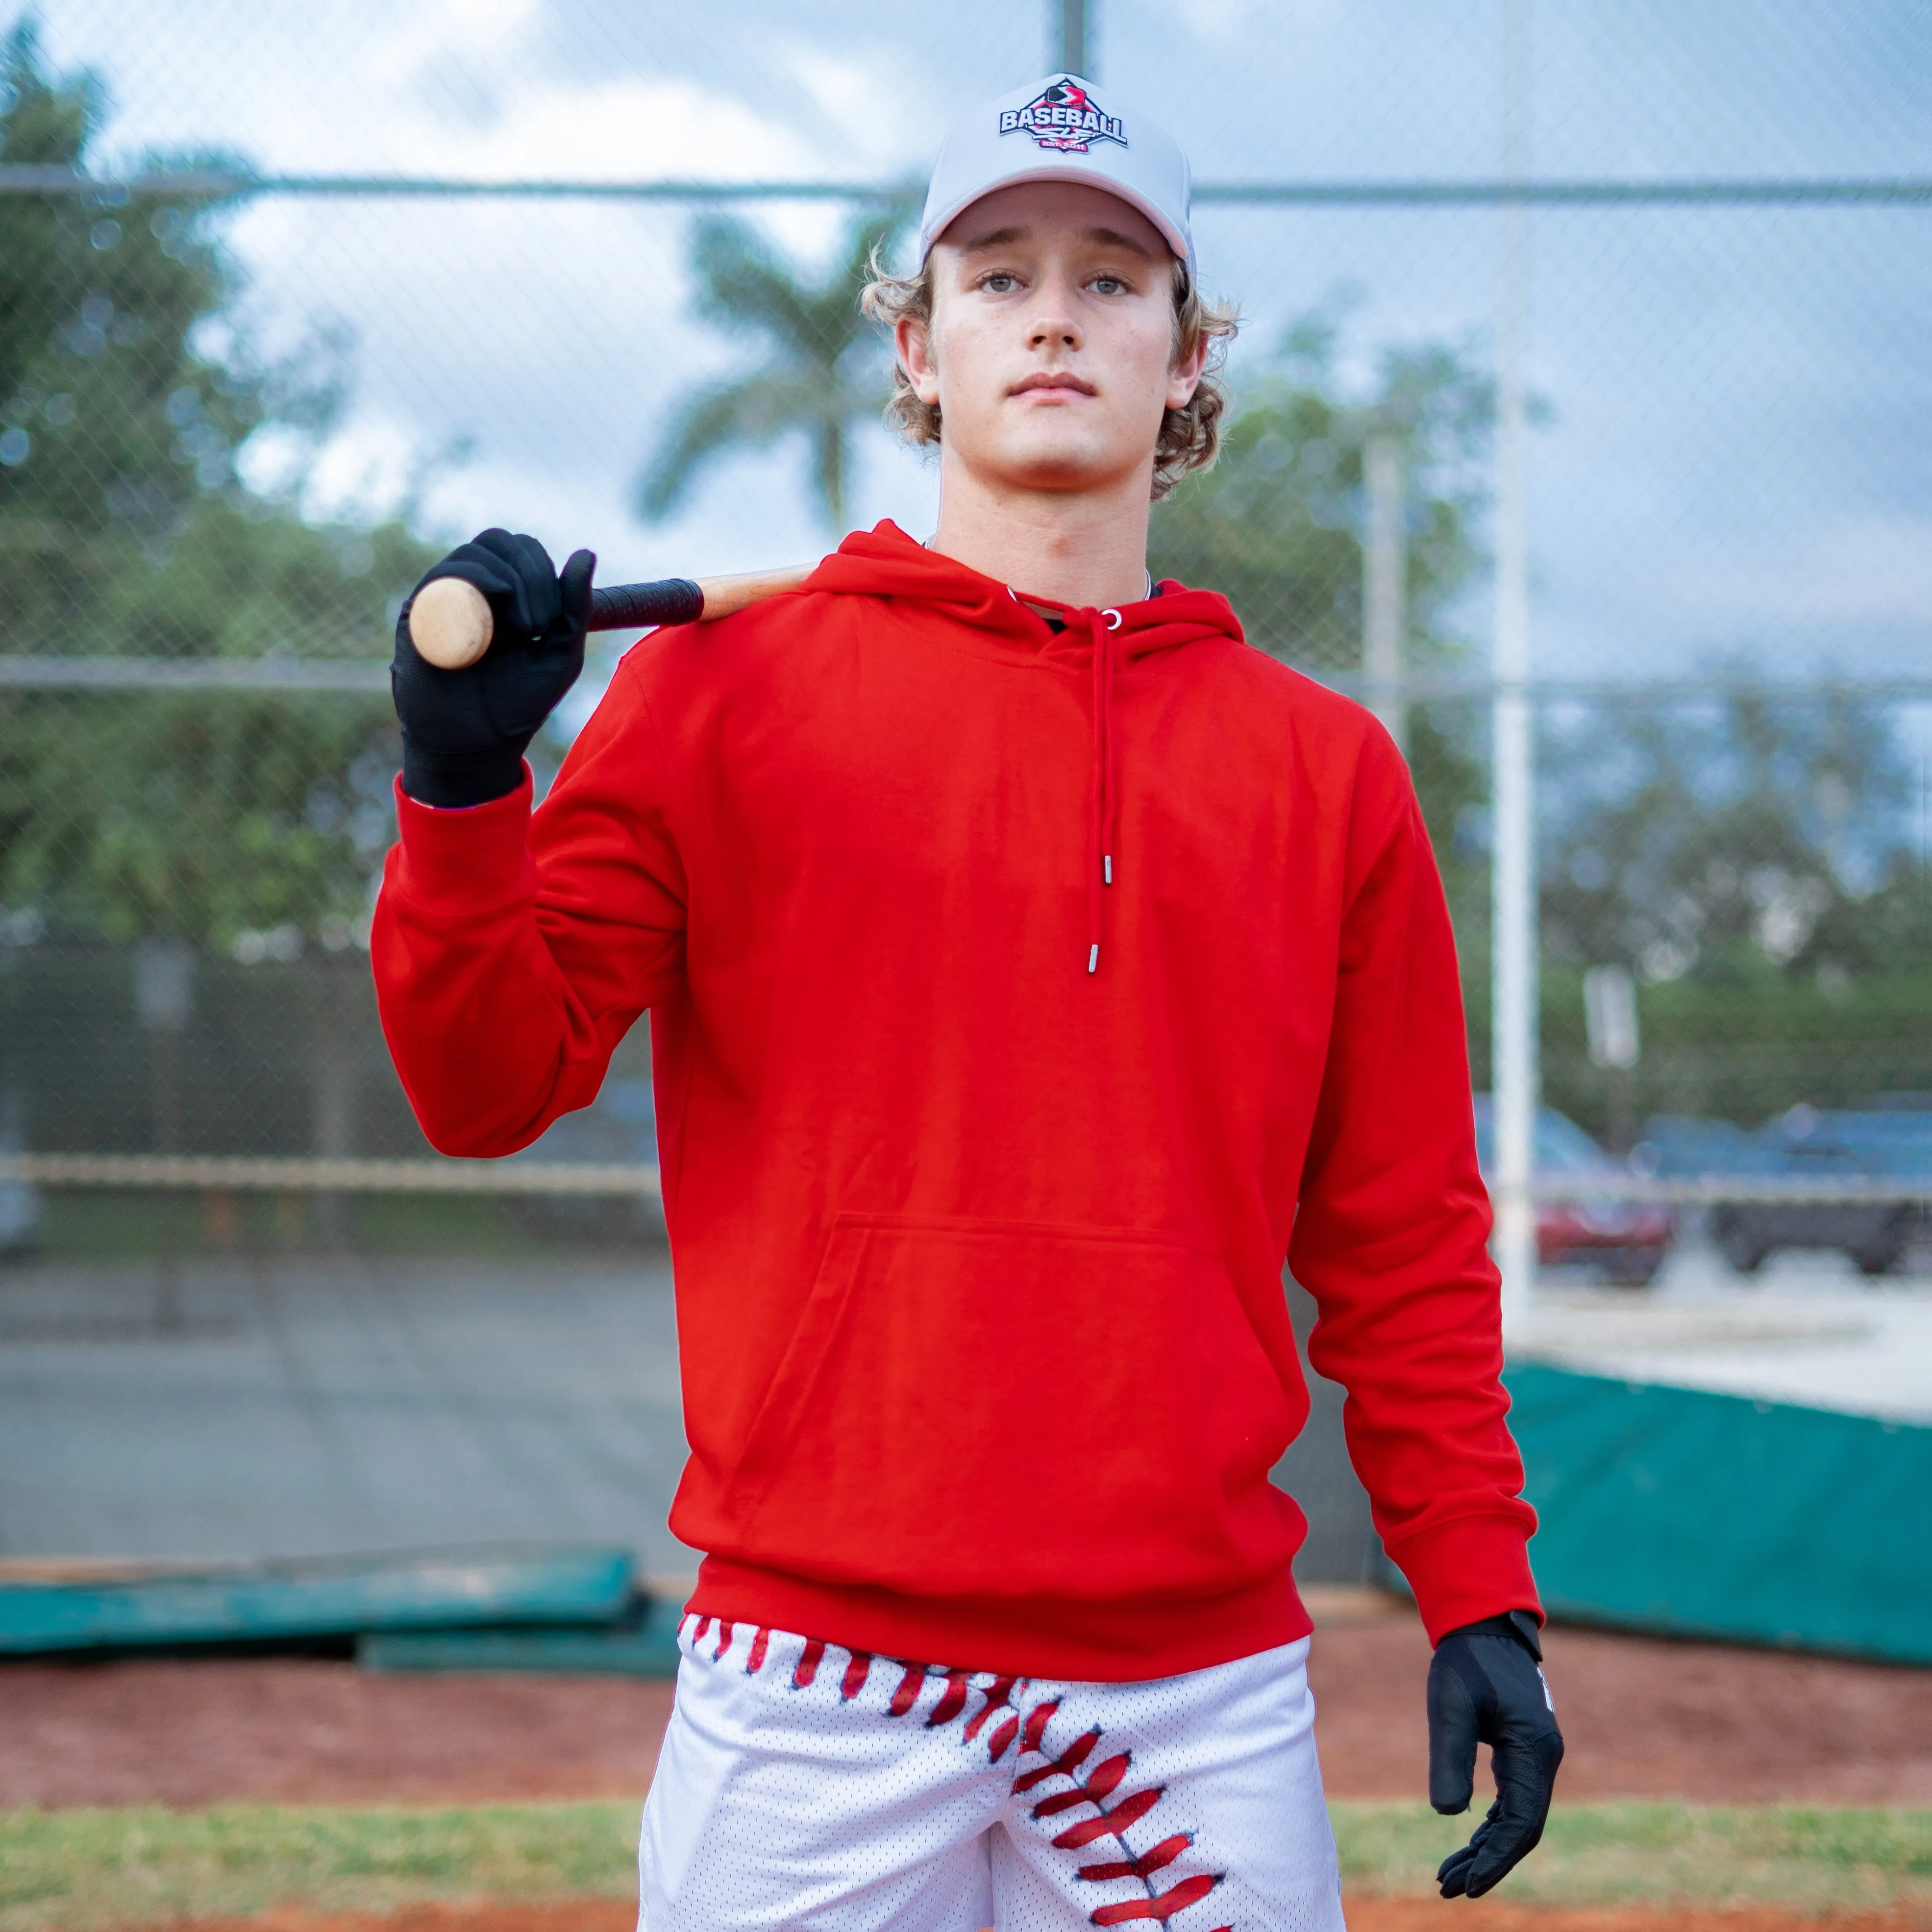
{"left": 375, "top": 72, "right": 1561, "bottom": 1932}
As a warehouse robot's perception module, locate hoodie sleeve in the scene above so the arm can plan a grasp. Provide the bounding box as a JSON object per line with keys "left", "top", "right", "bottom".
{"left": 1285, "top": 723, "right": 1541, "bottom": 1643}
{"left": 371, "top": 654, "right": 688, "bottom": 1156}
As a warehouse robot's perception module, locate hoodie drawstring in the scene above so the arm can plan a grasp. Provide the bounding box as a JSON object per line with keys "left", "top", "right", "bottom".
{"left": 1088, "top": 608, "right": 1122, "bottom": 974}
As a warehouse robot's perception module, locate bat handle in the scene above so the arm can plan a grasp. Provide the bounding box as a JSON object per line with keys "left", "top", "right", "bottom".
{"left": 408, "top": 565, "right": 813, "bottom": 669}
{"left": 588, "top": 579, "right": 704, "bottom": 633}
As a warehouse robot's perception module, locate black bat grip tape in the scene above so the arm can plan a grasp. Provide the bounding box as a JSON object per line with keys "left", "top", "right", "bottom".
{"left": 587, "top": 578, "right": 705, "bottom": 633}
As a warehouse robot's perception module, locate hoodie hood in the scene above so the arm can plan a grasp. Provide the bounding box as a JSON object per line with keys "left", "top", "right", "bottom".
{"left": 803, "top": 520, "right": 1245, "bottom": 663}
{"left": 802, "top": 520, "right": 1247, "bottom": 976}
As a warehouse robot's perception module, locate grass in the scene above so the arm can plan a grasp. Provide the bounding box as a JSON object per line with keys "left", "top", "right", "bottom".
{"left": 0, "top": 1803, "right": 639, "bottom": 1931}
{"left": 1331, "top": 1802, "right": 1932, "bottom": 1911}
{"left": 1, "top": 1802, "right": 1929, "bottom": 1929}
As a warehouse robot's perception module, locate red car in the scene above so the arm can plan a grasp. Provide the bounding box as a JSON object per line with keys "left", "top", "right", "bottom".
{"left": 1473, "top": 1097, "right": 1676, "bottom": 1287}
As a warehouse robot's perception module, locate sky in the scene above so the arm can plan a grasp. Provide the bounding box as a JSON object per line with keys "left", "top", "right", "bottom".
{"left": 23, "top": 0, "right": 1932, "bottom": 698}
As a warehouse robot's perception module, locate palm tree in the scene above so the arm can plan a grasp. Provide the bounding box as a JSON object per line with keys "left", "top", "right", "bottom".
{"left": 635, "top": 207, "right": 907, "bottom": 535}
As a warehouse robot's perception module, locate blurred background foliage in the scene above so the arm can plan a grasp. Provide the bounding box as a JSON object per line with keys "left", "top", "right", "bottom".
{"left": 1152, "top": 312, "right": 1495, "bottom": 676}
{"left": 1535, "top": 690, "right": 1932, "bottom": 1134}
{"left": 1151, "top": 310, "right": 1495, "bottom": 906}
{"left": 0, "top": 20, "right": 433, "bottom": 951}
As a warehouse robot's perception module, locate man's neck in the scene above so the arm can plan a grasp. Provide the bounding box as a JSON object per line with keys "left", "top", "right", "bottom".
{"left": 926, "top": 454, "right": 1155, "bottom": 610}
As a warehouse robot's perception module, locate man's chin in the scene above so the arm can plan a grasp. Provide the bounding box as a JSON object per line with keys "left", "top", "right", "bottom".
{"left": 967, "top": 438, "right": 1134, "bottom": 495}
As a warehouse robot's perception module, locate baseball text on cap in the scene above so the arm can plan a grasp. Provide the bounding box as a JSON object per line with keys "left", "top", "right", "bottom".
{"left": 999, "top": 78, "right": 1126, "bottom": 153}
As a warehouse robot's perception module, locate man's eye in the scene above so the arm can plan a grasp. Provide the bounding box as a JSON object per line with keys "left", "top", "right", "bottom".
{"left": 1091, "top": 276, "right": 1126, "bottom": 296}
{"left": 982, "top": 273, "right": 1017, "bottom": 293}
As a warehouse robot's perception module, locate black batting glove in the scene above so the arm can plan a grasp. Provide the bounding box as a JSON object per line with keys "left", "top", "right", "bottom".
{"left": 1428, "top": 1610, "right": 1564, "bottom": 1899}
{"left": 392, "top": 528, "right": 595, "bottom": 808}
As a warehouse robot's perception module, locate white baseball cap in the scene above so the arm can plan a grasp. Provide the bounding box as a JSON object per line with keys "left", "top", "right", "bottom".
{"left": 917, "top": 74, "right": 1196, "bottom": 284}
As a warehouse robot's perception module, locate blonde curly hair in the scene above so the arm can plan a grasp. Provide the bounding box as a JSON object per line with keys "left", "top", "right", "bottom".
{"left": 860, "top": 250, "right": 1238, "bottom": 501}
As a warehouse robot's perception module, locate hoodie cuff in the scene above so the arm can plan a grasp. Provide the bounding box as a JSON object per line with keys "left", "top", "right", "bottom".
{"left": 389, "top": 769, "right": 535, "bottom": 916}
{"left": 1386, "top": 1513, "right": 1543, "bottom": 1645}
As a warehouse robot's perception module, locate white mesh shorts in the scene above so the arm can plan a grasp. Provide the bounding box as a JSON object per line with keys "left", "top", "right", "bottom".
{"left": 638, "top": 1615, "right": 1345, "bottom": 1932}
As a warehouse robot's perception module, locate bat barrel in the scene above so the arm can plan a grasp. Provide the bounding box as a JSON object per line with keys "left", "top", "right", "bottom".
{"left": 587, "top": 578, "right": 705, "bottom": 633}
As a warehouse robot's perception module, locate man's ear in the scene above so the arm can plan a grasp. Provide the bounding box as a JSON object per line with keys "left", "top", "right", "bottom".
{"left": 1165, "top": 328, "right": 1210, "bottom": 412}
{"left": 896, "top": 315, "right": 941, "bottom": 408}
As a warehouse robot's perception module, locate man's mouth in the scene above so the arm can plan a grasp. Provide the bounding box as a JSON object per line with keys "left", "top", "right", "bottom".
{"left": 1010, "top": 371, "right": 1098, "bottom": 398}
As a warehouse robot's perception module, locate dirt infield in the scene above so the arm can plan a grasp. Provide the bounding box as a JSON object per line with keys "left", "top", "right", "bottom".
{"left": 5, "top": 1609, "right": 1929, "bottom": 1810}
{"left": 149, "top": 1901, "right": 1929, "bottom": 1932}
{"left": 1307, "top": 1611, "right": 1932, "bottom": 1805}
{"left": 0, "top": 1661, "right": 678, "bottom": 1809}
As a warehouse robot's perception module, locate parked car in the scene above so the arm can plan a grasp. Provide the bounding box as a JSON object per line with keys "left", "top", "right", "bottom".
{"left": 1473, "top": 1097, "right": 1676, "bottom": 1287}
{"left": 1630, "top": 1115, "right": 1773, "bottom": 1182}
{"left": 1706, "top": 1098, "right": 1932, "bottom": 1278}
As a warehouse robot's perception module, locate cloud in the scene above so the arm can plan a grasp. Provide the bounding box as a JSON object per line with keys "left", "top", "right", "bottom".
{"left": 776, "top": 43, "right": 935, "bottom": 173}
{"left": 383, "top": 74, "right": 819, "bottom": 181}
{"left": 1168, "top": 0, "right": 1341, "bottom": 53}
{"left": 366, "top": 0, "right": 544, "bottom": 94}
{"left": 1661, "top": 514, "right": 1932, "bottom": 631}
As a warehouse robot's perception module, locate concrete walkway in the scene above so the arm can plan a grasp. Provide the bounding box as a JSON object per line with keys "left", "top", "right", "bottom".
{"left": 0, "top": 1250, "right": 690, "bottom": 1570}
{"left": 1516, "top": 1237, "right": 1932, "bottom": 1423}
{"left": 4, "top": 1235, "right": 1923, "bottom": 1569}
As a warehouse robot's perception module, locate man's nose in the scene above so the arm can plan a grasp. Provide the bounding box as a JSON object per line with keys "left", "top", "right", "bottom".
{"left": 1027, "top": 285, "right": 1083, "bottom": 351}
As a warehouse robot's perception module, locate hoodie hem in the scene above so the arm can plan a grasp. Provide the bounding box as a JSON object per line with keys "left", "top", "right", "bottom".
{"left": 687, "top": 1554, "right": 1313, "bottom": 1684}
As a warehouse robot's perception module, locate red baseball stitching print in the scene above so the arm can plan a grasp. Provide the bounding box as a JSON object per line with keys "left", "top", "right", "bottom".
{"left": 1000, "top": 1692, "right": 1227, "bottom": 1927}
{"left": 963, "top": 1675, "right": 1020, "bottom": 1748}
{"left": 688, "top": 1620, "right": 1233, "bottom": 1930}
{"left": 889, "top": 1661, "right": 927, "bottom": 1716}
{"left": 926, "top": 1667, "right": 974, "bottom": 1728}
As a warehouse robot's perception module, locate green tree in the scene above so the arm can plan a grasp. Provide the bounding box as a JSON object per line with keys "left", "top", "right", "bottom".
{"left": 1540, "top": 690, "right": 1915, "bottom": 986}
{"left": 1533, "top": 691, "right": 1931, "bottom": 1130}
{"left": 635, "top": 208, "right": 905, "bottom": 535}
{"left": 1151, "top": 315, "right": 1494, "bottom": 670}
{"left": 1149, "top": 313, "right": 1494, "bottom": 872}
{"left": 0, "top": 18, "right": 439, "bottom": 949}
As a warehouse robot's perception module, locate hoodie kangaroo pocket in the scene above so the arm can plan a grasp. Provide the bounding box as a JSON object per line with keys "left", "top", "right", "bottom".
{"left": 731, "top": 1214, "right": 1294, "bottom": 1601}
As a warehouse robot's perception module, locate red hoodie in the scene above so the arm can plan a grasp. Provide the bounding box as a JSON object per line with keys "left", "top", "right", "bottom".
{"left": 372, "top": 521, "right": 1538, "bottom": 1681}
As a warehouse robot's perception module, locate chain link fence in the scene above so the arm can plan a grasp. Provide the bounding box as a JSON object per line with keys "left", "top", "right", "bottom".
{"left": 1, "top": 0, "right": 1928, "bottom": 1293}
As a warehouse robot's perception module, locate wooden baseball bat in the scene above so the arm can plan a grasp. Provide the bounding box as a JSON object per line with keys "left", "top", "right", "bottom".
{"left": 408, "top": 565, "right": 816, "bottom": 670}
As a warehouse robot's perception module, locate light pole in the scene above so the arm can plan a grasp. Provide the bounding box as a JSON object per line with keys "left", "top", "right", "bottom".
{"left": 1362, "top": 435, "right": 1408, "bottom": 759}
{"left": 1491, "top": 0, "right": 1537, "bottom": 1334}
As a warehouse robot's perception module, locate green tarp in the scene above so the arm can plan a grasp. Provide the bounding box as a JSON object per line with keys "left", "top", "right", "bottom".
{"left": 0, "top": 1546, "right": 634, "bottom": 1654}
{"left": 1508, "top": 1363, "right": 1932, "bottom": 1665}
{"left": 361, "top": 1593, "right": 685, "bottom": 1676}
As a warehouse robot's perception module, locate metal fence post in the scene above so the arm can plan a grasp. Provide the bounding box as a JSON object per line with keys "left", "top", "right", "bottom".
{"left": 1057, "top": 0, "right": 1090, "bottom": 75}
{"left": 1492, "top": 0, "right": 1538, "bottom": 1334}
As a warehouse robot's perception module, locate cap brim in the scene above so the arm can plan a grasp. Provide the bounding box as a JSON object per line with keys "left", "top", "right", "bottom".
{"left": 920, "top": 166, "right": 1192, "bottom": 275}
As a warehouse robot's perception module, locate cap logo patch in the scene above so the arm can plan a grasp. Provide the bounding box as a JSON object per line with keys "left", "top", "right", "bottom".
{"left": 998, "top": 79, "right": 1126, "bottom": 153}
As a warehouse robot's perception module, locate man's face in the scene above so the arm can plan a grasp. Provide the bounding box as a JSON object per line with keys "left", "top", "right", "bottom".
{"left": 901, "top": 181, "right": 1205, "bottom": 498}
